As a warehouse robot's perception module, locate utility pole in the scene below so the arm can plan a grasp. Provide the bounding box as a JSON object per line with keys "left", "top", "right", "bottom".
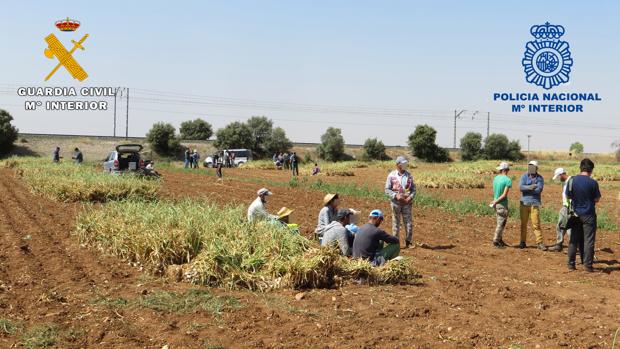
{"left": 486, "top": 112, "right": 490, "bottom": 139}
{"left": 113, "top": 87, "right": 122, "bottom": 138}
{"left": 454, "top": 109, "right": 466, "bottom": 148}
{"left": 527, "top": 134, "right": 532, "bottom": 161}
{"left": 125, "top": 88, "right": 129, "bottom": 140}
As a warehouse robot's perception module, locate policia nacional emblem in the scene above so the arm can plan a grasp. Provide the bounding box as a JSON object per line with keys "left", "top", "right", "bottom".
{"left": 522, "top": 22, "right": 573, "bottom": 90}
{"left": 43, "top": 18, "right": 89, "bottom": 81}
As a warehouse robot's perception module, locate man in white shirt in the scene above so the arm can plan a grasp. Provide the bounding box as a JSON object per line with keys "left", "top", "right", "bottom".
{"left": 247, "top": 188, "right": 278, "bottom": 222}
{"left": 384, "top": 156, "right": 417, "bottom": 248}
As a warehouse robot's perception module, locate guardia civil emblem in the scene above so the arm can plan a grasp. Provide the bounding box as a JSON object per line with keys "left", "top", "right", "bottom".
{"left": 522, "top": 22, "right": 573, "bottom": 90}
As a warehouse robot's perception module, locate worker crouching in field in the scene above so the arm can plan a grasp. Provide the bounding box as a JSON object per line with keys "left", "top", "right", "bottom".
{"left": 276, "top": 207, "right": 300, "bottom": 233}
{"left": 385, "top": 156, "right": 416, "bottom": 248}
{"left": 315, "top": 193, "right": 339, "bottom": 240}
{"left": 519, "top": 160, "right": 547, "bottom": 251}
{"left": 247, "top": 188, "right": 278, "bottom": 222}
{"left": 321, "top": 209, "right": 355, "bottom": 256}
{"left": 352, "top": 210, "right": 400, "bottom": 266}
{"left": 490, "top": 162, "right": 512, "bottom": 248}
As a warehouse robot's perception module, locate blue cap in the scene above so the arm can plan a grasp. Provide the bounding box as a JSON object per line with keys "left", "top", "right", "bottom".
{"left": 369, "top": 209, "right": 384, "bottom": 218}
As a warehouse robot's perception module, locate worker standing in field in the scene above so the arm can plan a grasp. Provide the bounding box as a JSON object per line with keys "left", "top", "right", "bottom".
{"left": 566, "top": 158, "right": 601, "bottom": 272}
{"left": 71, "top": 147, "right": 83, "bottom": 164}
{"left": 489, "top": 162, "right": 512, "bottom": 248}
{"left": 550, "top": 168, "right": 572, "bottom": 252}
{"left": 352, "top": 210, "right": 400, "bottom": 266}
{"left": 315, "top": 193, "right": 340, "bottom": 239}
{"left": 184, "top": 148, "right": 191, "bottom": 168}
{"left": 519, "top": 160, "right": 547, "bottom": 250}
{"left": 215, "top": 158, "right": 223, "bottom": 181}
{"left": 247, "top": 188, "right": 278, "bottom": 222}
{"left": 384, "top": 156, "right": 416, "bottom": 249}
{"left": 52, "top": 147, "right": 61, "bottom": 163}
{"left": 290, "top": 152, "right": 299, "bottom": 176}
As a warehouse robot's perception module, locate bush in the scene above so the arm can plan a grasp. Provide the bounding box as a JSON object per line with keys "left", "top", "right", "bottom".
{"left": 0, "top": 109, "right": 18, "bottom": 154}
{"left": 146, "top": 122, "right": 181, "bottom": 156}
{"left": 214, "top": 121, "right": 253, "bottom": 150}
{"left": 361, "top": 138, "right": 387, "bottom": 160}
{"left": 460, "top": 132, "right": 482, "bottom": 161}
{"left": 264, "top": 127, "right": 292, "bottom": 155}
{"left": 407, "top": 125, "right": 450, "bottom": 162}
{"left": 179, "top": 119, "right": 213, "bottom": 140}
{"left": 317, "top": 127, "right": 346, "bottom": 161}
{"left": 483, "top": 133, "right": 523, "bottom": 161}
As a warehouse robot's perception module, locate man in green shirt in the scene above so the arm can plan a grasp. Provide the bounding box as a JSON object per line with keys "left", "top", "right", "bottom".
{"left": 490, "top": 162, "right": 512, "bottom": 248}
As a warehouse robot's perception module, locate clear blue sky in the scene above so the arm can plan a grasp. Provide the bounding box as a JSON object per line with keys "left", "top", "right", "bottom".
{"left": 1, "top": 0, "right": 618, "bottom": 152}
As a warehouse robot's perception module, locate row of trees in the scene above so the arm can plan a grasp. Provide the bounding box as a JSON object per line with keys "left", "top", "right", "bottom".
{"left": 460, "top": 132, "right": 524, "bottom": 161}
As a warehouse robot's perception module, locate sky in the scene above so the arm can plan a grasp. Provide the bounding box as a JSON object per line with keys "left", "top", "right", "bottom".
{"left": 0, "top": 0, "right": 618, "bottom": 152}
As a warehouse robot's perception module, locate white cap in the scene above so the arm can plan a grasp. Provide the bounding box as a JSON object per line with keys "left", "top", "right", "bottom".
{"left": 257, "top": 188, "right": 272, "bottom": 196}
{"left": 496, "top": 162, "right": 510, "bottom": 171}
{"left": 552, "top": 167, "right": 566, "bottom": 180}
{"left": 528, "top": 160, "right": 539, "bottom": 167}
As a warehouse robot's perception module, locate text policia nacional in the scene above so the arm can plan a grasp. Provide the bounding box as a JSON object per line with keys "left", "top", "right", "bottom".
{"left": 17, "top": 87, "right": 114, "bottom": 111}
{"left": 493, "top": 92, "right": 602, "bottom": 113}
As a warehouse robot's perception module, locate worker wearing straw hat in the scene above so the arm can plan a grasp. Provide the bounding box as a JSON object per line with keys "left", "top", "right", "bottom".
{"left": 385, "top": 156, "right": 416, "bottom": 248}
{"left": 247, "top": 188, "right": 278, "bottom": 222}
{"left": 315, "top": 193, "right": 340, "bottom": 239}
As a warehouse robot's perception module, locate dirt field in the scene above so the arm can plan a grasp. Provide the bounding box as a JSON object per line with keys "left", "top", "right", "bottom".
{"left": 1, "top": 165, "right": 619, "bottom": 348}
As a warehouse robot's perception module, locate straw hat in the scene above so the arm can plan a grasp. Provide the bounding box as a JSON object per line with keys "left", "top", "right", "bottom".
{"left": 277, "top": 207, "right": 294, "bottom": 219}
{"left": 323, "top": 193, "right": 339, "bottom": 206}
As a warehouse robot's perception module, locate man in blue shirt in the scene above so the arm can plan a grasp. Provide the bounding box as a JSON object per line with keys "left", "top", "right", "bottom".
{"left": 566, "top": 158, "right": 601, "bottom": 272}
{"left": 519, "top": 160, "right": 547, "bottom": 251}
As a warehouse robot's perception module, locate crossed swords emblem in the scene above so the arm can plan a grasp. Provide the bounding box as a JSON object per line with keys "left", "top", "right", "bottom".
{"left": 44, "top": 33, "right": 89, "bottom": 81}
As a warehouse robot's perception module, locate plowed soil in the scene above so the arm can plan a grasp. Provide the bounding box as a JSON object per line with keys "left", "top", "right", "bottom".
{"left": 1, "top": 167, "right": 619, "bottom": 348}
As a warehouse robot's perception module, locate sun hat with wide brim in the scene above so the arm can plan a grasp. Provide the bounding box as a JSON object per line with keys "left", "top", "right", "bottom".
{"left": 323, "top": 193, "right": 339, "bottom": 206}
{"left": 277, "top": 207, "right": 294, "bottom": 219}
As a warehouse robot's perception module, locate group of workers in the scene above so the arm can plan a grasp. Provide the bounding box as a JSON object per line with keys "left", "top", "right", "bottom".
{"left": 248, "top": 154, "right": 604, "bottom": 272}
{"left": 52, "top": 146, "right": 83, "bottom": 164}
{"left": 272, "top": 152, "right": 300, "bottom": 176}
{"left": 183, "top": 148, "right": 200, "bottom": 169}
{"left": 491, "top": 158, "right": 602, "bottom": 272}
{"left": 248, "top": 155, "right": 416, "bottom": 266}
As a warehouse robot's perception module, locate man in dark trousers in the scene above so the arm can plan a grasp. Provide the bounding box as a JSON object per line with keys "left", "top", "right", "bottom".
{"left": 72, "top": 147, "right": 83, "bottom": 164}
{"left": 52, "top": 147, "right": 61, "bottom": 163}
{"left": 290, "top": 152, "right": 299, "bottom": 176}
{"left": 352, "top": 209, "right": 400, "bottom": 266}
{"left": 566, "top": 158, "right": 601, "bottom": 272}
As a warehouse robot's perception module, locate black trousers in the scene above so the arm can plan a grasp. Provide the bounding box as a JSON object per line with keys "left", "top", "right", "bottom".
{"left": 567, "top": 214, "right": 597, "bottom": 268}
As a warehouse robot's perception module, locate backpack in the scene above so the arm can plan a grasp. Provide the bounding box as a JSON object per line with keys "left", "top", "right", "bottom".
{"left": 558, "top": 177, "right": 579, "bottom": 230}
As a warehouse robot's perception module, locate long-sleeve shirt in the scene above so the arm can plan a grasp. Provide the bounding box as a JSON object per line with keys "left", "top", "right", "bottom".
{"left": 519, "top": 173, "right": 544, "bottom": 206}
{"left": 321, "top": 221, "right": 353, "bottom": 256}
{"left": 247, "top": 197, "right": 277, "bottom": 222}
{"left": 315, "top": 205, "right": 337, "bottom": 236}
{"left": 385, "top": 170, "right": 416, "bottom": 205}
{"left": 352, "top": 223, "right": 399, "bottom": 259}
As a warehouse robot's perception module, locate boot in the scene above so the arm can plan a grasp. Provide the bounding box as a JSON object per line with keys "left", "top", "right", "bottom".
{"left": 550, "top": 243, "right": 563, "bottom": 252}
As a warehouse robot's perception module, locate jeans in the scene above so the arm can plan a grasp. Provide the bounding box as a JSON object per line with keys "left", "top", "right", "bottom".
{"left": 291, "top": 163, "right": 299, "bottom": 176}
{"left": 556, "top": 206, "right": 572, "bottom": 245}
{"left": 519, "top": 203, "right": 543, "bottom": 244}
{"left": 184, "top": 159, "right": 190, "bottom": 168}
{"left": 568, "top": 214, "right": 597, "bottom": 268}
{"left": 391, "top": 202, "right": 413, "bottom": 243}
{"left": 493, "top": 203, "right": 508, "bottom": 242}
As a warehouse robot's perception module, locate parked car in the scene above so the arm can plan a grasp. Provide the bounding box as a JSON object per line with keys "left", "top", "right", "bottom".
{"left": 103, "top": 144, "right": 144, "bottom": 173}
{"left": 203, "top": 149, "right": 252, "bottom": 168}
